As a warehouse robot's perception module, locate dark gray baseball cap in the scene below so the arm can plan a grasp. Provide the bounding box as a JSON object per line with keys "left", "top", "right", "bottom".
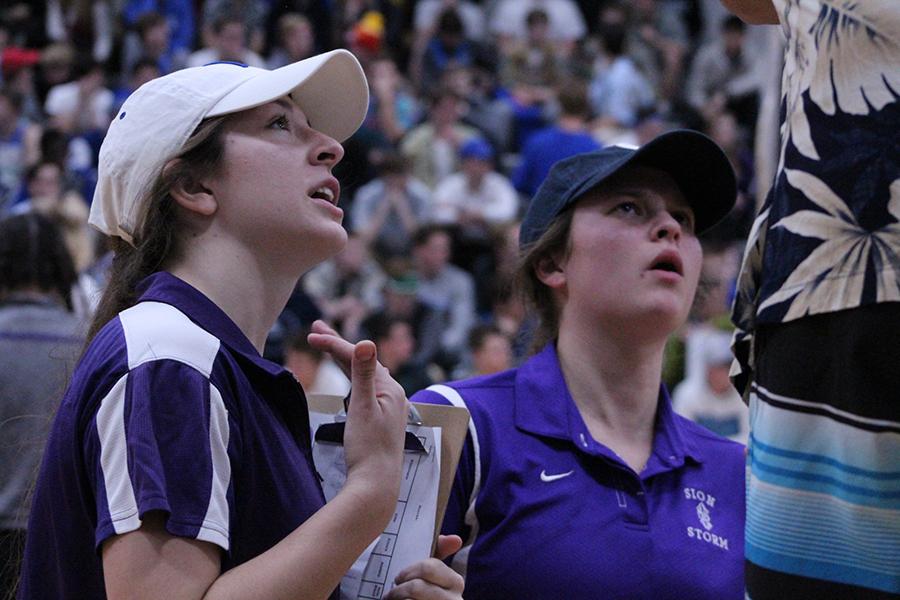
{"left": 518, "top": 129, "right": 737, "bottom": 248}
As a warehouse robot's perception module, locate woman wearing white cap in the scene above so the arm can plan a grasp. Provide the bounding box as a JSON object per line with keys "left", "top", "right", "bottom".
{"left": 18, "top": 52, "right": 464, "bottom": 600}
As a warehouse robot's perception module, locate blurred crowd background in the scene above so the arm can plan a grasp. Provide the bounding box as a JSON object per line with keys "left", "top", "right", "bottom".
{"left": 0, "top": 0, "right": 785, "bottom": 453}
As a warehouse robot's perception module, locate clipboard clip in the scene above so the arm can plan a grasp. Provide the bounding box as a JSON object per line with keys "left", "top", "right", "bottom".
{"left": 314, "top": 393, "right": 428, "bottom": 454}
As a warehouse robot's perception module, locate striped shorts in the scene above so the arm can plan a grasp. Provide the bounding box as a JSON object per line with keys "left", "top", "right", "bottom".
{"left": 746, "top": 303, "right": 900, "bottom": 599}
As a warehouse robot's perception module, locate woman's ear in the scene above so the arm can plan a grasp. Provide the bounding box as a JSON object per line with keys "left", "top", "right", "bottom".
{"left": 164, "top": 159, "right": 217, "bottom": 217}
{"left": 534, "top": 253, "right": 566, "bottom": 289}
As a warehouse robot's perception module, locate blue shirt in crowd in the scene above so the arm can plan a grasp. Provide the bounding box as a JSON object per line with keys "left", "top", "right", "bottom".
{"left": 412, "top": 343, "right": 746, "bottom": 599}
{"left": 19, "top": 272, "right": 328, "bottom": 598}
{"left": 512, "top": 127, "right": 602, "bottom": 198}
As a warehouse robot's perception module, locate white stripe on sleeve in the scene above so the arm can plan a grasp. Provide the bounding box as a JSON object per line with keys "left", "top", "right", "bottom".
{"left": 425, "top": 384, "right": 481, "bottom": 577}
{"left": 96, "top": 373, "right": 141, "bottom": 534}
{"left": 196, "top": 382, "right": 231, "bottom": 549}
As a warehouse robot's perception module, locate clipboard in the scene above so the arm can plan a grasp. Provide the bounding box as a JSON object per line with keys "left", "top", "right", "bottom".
{"left": 307, "top": 394, "right": 470, "bottom": 552}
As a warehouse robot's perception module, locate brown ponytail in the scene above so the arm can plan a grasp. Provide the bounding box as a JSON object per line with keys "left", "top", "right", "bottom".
{"left": 85, "top": 116, "right": 230, "bottom": 344}
{"left": 513, "top": 208, "right": 575, "bottom": 354}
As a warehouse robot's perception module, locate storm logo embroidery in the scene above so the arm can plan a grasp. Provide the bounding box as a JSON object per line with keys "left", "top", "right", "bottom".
{"left": 696, "top": 501, "right": 713, "bottom": 531}
{"left": 684, "top": 487, "right": 729, "bottom": 550}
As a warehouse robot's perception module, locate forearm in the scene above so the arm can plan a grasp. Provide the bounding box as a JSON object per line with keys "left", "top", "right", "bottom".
{"left": 720, "top": 0, "right": 779, "bottom": 24}
{"left": 205, "top": 478, "right": 395, "bottom": 600}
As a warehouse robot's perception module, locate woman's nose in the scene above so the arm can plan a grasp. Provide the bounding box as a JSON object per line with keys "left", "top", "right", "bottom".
{"left": 312, "top": 132, "right": 345, "bottom": 167}
{"left": 653, "top": 212, "right": 682, "bottom": 241}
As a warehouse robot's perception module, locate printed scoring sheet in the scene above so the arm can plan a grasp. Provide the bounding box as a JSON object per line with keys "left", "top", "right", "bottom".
{"left": 309, "top": 412, "right": 442, "bottom": 599}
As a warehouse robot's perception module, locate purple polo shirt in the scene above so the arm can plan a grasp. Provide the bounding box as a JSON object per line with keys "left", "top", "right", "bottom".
{"left": 19, "top": 272, "right": 327, "bottom": 598}
{"left": 411, "top": 343, "right": 745, "bottom": 599}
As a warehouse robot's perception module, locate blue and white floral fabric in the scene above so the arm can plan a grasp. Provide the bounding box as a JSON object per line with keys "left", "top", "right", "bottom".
{"left": 731, "top": 0, "right": 900, "bottom": 393}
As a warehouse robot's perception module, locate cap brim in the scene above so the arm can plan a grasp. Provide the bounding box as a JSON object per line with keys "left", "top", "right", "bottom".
{"left": 206, "top": 49, "right": 369, "bottom": 142}
{"left": 626, "top": 130, "right": 737, "bottom": 234}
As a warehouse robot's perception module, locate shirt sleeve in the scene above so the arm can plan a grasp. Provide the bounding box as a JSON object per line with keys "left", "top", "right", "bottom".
{"left": 409, "top": 388, "right": 474, "bottom": 542}
{"left": 85, "top": 359, "right": 235, "bottom": 552}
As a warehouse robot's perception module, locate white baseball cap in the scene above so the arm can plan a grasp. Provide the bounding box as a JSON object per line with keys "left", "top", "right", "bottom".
{"left": 89, "top": 49, "right": 369, "bottom": 245}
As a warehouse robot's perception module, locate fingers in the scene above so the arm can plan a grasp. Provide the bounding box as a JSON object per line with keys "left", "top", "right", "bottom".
{"left": 307, "top": 320, "right": 355, "bottom": 373}
{"left": 350, "top": 340, "right": 377, "bottom": 411}
{"left": 384, "top": 558, "right": 464, "bottom": 599}
{"left": 434, "top": 535, "right": 463, "bottom": 560}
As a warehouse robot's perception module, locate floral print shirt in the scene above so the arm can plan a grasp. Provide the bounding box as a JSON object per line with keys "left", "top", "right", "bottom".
{"left": 731, "top": 0, "right": 900, "bottom": 396}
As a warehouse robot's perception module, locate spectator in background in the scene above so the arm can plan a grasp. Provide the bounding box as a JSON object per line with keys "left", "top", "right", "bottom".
{"left": 685, "top": 15, "right": 761, "bottom": 129}
{"left": 364, "top": 55, "right": 422, "bottom": 144}
{"left": 374, "top": 272, "right": 447, "bottom": 372}
{"left": 186, "top": 15, "right": 265, "bottom": 69}
{"left": 456, "top": 323, "right": 513, "bottom": 378}
{"left": 416, "top": 8, "right": 483, "bottom": 96}
{"left": 264, "top": 0, "right": 334, "bottom": 58}
{"left": 0, "top": 213, "right": 83, "bottom": 595}
{"left": 201, "top": 0, "right": 269, "bottom": 55}
{"left": 37, "top": 126, "right": 96, "bottom": 208}
{"left": 350, "top": 151, "right": 431, "bottom": 265}
{"left": 121, "top": 0, "right": 195, "bottom": 63}
{"left": 673, "top": 329, "right": 748, "bottom": 443}
{"left": 282, "top": 327, "right": 350, "bottom": 397}
{"left": 122, "top": 0, "right": 197, "bottom": 63}
{"left": 499, "top": 9, "right": 562, "bottom": 92}
{"left": 44, "top": 58, "right": 113, "bottom": 137}
{"left": 431, "top": 136, "right": 519, "bottom": 282}
{"left": 120, "top": 11, "right": 180, "bottom": 78}
{"left": 13, "top": 160, "right": 95, "bottom": 275}
{"left": 624, "top": 0, "right": 689, "bottom": 104}
{"left": 45, "top": 0, "right": 113, "bottom": 63}
{"left": 512, "top": 80, "right": 601, "bottom": 198}
{"left": 0, "top": 87, "right": 41, "bottom": 213}
{"left": 413, "top": 0, "right": 486, "bottom": 43}
{"left": 302, "top": 233, "right": 387, "bottom": 342}
{"left": 362, "top": 313, "right": 434, "bottom": 396}
{"left": 431, "top": 137, "right": 519, "bottom": 228}
{"left": 411, "top": 225, "right": 477, "bottom": 372}
{"left": 489, "top": 0, "right": 587, "bottom": 57}
{"left": 589, "top": 2, "right": 656, "bottom": 131}
{"left": 497, "top": 8, "right": 563, "bottom": 148}
{"left": 400, "top": 87, "right": 481, "bottom": 189}
{"left": 34, "top": 43, "right": 75, "bottom": 107}
{"left": 1, "top": 43, "right": 44, "bottom": 123}
{"left": 266, "top": 13, "right": 315, "bottom": 69}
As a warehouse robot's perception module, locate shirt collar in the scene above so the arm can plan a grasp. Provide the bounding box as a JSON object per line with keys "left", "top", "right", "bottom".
{"left": 514, "top": 342, "right": 704, "bottom": 468}
{"left": 135, "top": 271, "right": 288, "bottom": 379}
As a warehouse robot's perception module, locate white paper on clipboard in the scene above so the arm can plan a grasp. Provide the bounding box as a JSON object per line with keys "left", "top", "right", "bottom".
{"left": 309, "top": 411, "right": 442, "bottom": 600}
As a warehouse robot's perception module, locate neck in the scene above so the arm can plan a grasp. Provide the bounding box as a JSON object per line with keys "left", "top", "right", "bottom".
{"left": 168, "top": 237, "right": 305, "bottom": 354}
{"left": 556, "top": 319, "right": 666, "bottom": 471}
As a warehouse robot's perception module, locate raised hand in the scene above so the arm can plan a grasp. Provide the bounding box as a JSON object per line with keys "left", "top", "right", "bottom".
{"left": 308, "top": 321, "right": 409, "bottom": 517}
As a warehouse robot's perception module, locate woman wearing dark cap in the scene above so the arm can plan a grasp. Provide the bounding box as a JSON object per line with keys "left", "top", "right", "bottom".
{"left": 412, "top": 130, "right": 745, "bottom": 598}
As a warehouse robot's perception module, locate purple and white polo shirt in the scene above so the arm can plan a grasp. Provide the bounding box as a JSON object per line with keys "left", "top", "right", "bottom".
{"left": 19, "top": 272, "right": 327, "bottom": 598}
{"left": 411, "top": 343, "right": 746, "bottom": 599}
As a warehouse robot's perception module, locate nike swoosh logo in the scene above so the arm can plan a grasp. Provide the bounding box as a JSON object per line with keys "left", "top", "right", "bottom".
{"left": 540, "top": 469, "right": 574, "bottom": 482}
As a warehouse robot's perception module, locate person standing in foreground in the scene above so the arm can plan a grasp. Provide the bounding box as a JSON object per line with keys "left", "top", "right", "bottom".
{"left": 412, "top": 131, "right": 746, "bottom": 598}
{"left": 720, "top": 1, "right": 900, "bottom": 597}
{"left": 18, "top": 51, "right": 464, "bottom": 599}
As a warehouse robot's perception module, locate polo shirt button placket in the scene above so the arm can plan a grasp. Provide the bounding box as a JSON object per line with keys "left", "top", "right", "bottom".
{"left": 615, "top": 472, "right": 650, "bottom": 528}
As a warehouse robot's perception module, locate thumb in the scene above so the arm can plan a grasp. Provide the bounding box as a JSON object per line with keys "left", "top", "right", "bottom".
{"left": 349, "top": 340, "right": 377, "bottom": 412}
{"left": 435, "top": 534, "right": 463, "bottom": 560}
